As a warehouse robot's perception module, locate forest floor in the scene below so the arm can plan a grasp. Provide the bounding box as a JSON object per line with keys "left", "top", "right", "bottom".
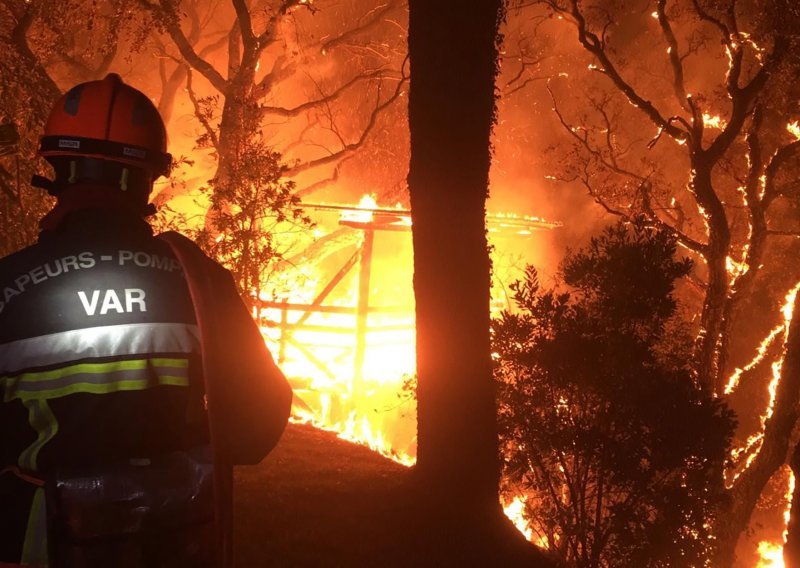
{"left": 233, "top": 422, "right": 415, "bottom": 568}
{"left": 233, "top": 423, "right": 553, "bottom": 568}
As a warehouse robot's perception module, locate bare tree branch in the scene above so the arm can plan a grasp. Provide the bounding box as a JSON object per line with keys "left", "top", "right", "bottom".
{"left": 655, "top": 0, "right": 690, "bottom": 111}
{"left": 259, "top": 68, "right": 394, "bottom": 117}
{"left": 320, "top": 1, "right": 400, "bottom": 53}
{"left": 137, "top": 0, "right": 228, "bottom": 92}
{"left": 186, "top": 67, "right": 219, "bottom": 149}
{"left": 555, "top": 0, "right": 688, "bottom": 141}
{"left": 285, "top": 73, "right": 407, "bottom": 177}
{"left": 232, "top": 0, "right": 256, "bottom": 49}
{"left": 294, "top": 155, "right": 354, "bottom": 198}
{"left": 764, "top": 139, "right": 800, "bottom": 207}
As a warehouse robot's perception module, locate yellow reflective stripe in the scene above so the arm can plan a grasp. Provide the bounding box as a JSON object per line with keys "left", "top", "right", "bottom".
{"left": 20, "top": 487, "right": 48, "bottom": 567}
{"left": 3, "top": 358, "right": 191, "bottom": 402}
{"left": 6, "top": 357, "right": 189, "bottom": 383}
{"left": 19, "top": 399, "right": 58, "bottom": 471}
{"left": 11, "top": 375, "right": 190, "bottom": 401}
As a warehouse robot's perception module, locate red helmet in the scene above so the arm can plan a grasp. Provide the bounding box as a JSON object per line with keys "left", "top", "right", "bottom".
{"left": 38, "top": 73, "right": 171, "bottom": 181}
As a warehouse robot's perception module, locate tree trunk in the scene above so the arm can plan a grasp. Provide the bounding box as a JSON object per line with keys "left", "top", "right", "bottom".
{"left": 408, "top": 0, "right": 501, "bottom": 512}
{"left": 407, "top": 2, "right": 551, "bottom": 565}
{"left": 787, "top": 443, "right": 800, "bottom": 568}
{"left": 691, "top": 165, "right": 731, "bottom": 395}
{"left": 716, "top": 215, "right": 767, "bottom": 391}
{"left": 713, "top": 288, "right": 800, "bottom": 567}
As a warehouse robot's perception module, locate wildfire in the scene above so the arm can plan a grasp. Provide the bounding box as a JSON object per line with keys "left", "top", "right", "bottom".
{"left": 724, "top": 324, "right": 783, "bottom": 394}
{"left": 755, "top": 470, "right": 795, "bottom": 567}
{"left": 726, "top": 254, "right": 749, "bottom": 283}
{"left": 260, "top": 193, "right": 418, "bottom": 465}
{"left": 260, "top": 194, "right": 557, "bottom": 466}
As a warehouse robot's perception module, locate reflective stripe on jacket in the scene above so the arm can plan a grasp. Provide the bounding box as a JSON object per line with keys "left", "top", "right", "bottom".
{"left": 0, "top": 211, "right": 204, "bottom": 565}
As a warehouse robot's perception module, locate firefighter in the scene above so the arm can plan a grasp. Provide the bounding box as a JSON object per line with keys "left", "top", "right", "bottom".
{"left": 0, "top": 73, "right": 292, "bottom": 567}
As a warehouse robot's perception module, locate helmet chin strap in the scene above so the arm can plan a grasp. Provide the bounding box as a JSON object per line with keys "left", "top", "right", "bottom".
{"left": 31, "top": 174, "right": 59, "bottom": 195}
{"left": 33, "top": 157, "right": 154, "bottom": 196}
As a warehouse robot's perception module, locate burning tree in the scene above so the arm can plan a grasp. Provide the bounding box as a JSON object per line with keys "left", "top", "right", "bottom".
{"left": 502, "top": 0, "right": 800, "bottom": 563}
{"left": 494, "top": 220, "right": 736, "bottom": 566}
{"left": 137, "top": 0, "right": 408, "bottom": 208}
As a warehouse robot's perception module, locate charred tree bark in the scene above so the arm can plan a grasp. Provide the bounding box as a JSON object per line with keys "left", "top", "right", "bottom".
{"left": 713, "top": 289, "right": 800, "bottom": 567}
{"left": 787, "top": 444, "right": 800, "bottom": 568}
{"left": 691, "top": 162, "right": 731, "bottom": 395}
{"left": 407, "top": 1, "right": 551, "bottom": 565}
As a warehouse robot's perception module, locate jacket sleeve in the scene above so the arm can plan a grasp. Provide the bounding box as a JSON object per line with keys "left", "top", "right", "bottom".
{"left": 159, "top": 232, "right": 293, "bottom": 465}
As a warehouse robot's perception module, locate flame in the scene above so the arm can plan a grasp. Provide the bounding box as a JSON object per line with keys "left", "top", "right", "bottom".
{"left": 703, "top": 113, "right": 727, "bottom": 130}
{"left": 755, "top": 470, "right": 795, "bottom": 567}
{"left": 260, "top": 193, "right": 418, "bottom": 465}
{"left": 788, "top": 121, "right": 800, "bottom": 141}
{"left": 726, "top": 254, "right": 749, "bottom": 282}
{"left": 756, "top": 541, "right": 784, "bottom": 568}
{"left": 340, "top": 193, "right": 379, "bottom": 224}
{"left": 503, "top": 496, "right": 534, "bottom": 541}
{"left": 259, "top": 194, "right": 556, "bottom": 466}
{"left": 725, "top": 324, "right": 784, "bottom": 394}
{"left": 728, "top": 284, "right": 800, "bottom": 487}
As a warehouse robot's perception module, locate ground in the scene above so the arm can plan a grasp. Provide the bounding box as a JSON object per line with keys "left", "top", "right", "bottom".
{"left": 233, "top": 423, "right": 414, "bottom": 567}
{"left": 234, "top": 423, "right": 554, "bottom": 568}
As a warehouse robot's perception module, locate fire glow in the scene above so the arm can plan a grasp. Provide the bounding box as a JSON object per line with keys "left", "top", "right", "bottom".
{"left": 261, "top": 194, "right": 418, "bottom": 466}
{"left": 252, "top": 194, "right": 557, "bottom": 469}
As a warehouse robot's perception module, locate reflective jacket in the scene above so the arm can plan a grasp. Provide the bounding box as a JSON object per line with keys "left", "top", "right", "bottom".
{"left": 0, "top": 208, "right": 291, "bottom": 566}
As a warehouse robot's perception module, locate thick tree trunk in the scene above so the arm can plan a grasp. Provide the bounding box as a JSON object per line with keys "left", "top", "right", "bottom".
{"left": 716, "top": 218, "right": 767, "bottom": 391}
{"left": 787, "top": 444, "right": 800, "bottom": 567}
{"left": 691, "top": 166, "right": 731, "bottom": 395}
{"left": 407, "top": 2, "right": 552, "bottom": 566}
{"left": 408, "top": 0, "right": 500, "bottom": 507}
{"left": 713, "top": 289, "right": 800, "bottom": 567}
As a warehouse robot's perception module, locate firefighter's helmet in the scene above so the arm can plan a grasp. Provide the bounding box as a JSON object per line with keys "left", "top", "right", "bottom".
{"left": 35, "top": 73, "right": 171, "bottom": 194}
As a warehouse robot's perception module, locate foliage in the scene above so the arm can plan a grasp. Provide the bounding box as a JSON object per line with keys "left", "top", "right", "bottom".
{"left": 192, "top": 108, "right": 311, "bottom": 312}
{"left": 494, "top": 220, "right": 735, "bottom": 567}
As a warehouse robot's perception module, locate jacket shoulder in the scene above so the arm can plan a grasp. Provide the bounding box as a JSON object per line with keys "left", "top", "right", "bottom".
{"left": 156, "top": 232, "right": 229, "bottom": 276}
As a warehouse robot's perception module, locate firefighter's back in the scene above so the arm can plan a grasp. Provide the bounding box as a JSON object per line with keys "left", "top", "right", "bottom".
{"left": 0, "top": 208, "right": 211, "bottom": 567}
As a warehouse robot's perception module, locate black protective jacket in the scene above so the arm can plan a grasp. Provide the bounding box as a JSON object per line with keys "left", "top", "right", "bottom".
{"left": 0, "top": 207, "right": 291, "bottom": 566}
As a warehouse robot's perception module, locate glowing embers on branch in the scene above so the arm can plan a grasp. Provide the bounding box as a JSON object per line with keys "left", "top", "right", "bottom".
{"left": 726, "top": 283, "right": 800, "bottom": 487}
{"left": 726, "top": 253, "right": 750, "bottom": 285}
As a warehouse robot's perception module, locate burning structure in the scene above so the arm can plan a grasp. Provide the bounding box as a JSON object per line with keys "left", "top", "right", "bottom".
{"left": 258, "top": 196, "right": 559, "bottom": 465}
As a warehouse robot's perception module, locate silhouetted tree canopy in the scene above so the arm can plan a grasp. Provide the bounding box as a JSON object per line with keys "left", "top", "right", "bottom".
{"left": 495, "top": 220, "right": 736, "bottom": 567}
